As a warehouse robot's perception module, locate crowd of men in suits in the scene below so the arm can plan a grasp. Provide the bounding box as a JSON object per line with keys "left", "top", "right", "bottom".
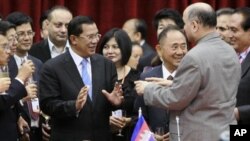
{"left": 0, "top": 2, "right": 250, "bottom": 141}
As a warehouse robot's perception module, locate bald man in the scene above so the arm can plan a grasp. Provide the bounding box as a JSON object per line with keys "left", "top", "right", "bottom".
{"left": 135, "top": 3, "right": 241, "bottom": 141}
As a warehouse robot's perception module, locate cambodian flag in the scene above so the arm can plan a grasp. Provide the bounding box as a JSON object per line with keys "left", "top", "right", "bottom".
{"left": 131, "top": 115, "right": 156, "bottom": 141}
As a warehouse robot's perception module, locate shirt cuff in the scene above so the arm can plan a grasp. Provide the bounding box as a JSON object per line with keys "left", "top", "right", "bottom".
{"left": 15, "top": 77, "right": 24, "bottom": 85}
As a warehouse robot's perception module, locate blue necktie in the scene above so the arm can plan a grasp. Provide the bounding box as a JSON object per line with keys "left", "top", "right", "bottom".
{"left": 81, "top": 59, "right": 92, "bottom": 100}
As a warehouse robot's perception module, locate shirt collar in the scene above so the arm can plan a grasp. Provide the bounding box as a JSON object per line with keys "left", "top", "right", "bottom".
{"left": 69, "top": 47, "right": 90, "bottom": 66}
{"left": 162, "top": 64, "right": 176, "bottom": 79}
{"left": 13, "top": 54, "right": 28, "bottom": 68}
{"left": 48, "top": 37, "right": 70, "bottom": 53}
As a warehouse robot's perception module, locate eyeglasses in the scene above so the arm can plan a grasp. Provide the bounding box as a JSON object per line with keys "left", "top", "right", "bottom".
{"left": 0, "top": 43, "right": 10, "bottom": 52}
{"left": 78, "top": 33, "right": 101, "bottom": 41}
{"left": 17, "top": 31, "right": 35, "bottom": 39}
{"left": 7, "top": 35, "right": 18, "bottom": 44}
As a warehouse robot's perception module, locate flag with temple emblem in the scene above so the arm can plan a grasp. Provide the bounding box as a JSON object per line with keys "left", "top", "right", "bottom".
{"left": 131, "top": 115, "right": 156, "bottom": 141}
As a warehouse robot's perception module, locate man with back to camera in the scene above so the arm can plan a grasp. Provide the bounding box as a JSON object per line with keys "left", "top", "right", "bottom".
{"left": 135, "top": 2, "right": 241, "bottom": 141}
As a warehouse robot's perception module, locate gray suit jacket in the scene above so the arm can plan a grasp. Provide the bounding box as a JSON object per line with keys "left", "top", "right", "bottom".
{"left": 143, "top": 32, "right": 241, "bottom": 141}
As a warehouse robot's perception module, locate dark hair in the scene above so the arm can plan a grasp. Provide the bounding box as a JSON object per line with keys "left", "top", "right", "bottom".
{"left": 40, "top": 10, "right": 50, "bottom": 29}
{"left": 188, "top": 6, "right": 216, "bottom": 28}
{"left": 47, "top": 6, "right": 72, "bottom": 21}
{"left": 0, "top": 21, "right": 16, "bottom": 36}
{"left": 216, "top": 8, "right": 234, "bottom": 17}
{"left": 67, "top": 16, "right": 95, "bottom": 43}
{"left": 234, "top": 7, "right": 250, "bottom": 31}
{"left": 134, "top": 19, "right": 147, "bottom": 40}
{"left": 158, "top": 25, "right": 186, "bottom": 43}
{"left": 98, "top": 28, "right": 132, "bottom": 66}
{"left": 6, "top": 12, "right": 33, "bottom": 27}
{"left": 153, "top": 8, "right": 184, "bottom": 29}
{"left": 132, "top": 42, "right": 141, "bottom": 48}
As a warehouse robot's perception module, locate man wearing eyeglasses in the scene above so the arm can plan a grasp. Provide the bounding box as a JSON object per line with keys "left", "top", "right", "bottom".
{"left": 6, "top": 12, "right": 43, "bottom": 141}
{"left": 29, "top": 6, "right": 73, "bottom": 63}
{"left": 39, "top": 16, "right": 123, "bottom": 141}
{"left": 0, "top": 20, "right": 35, "bottom": 141}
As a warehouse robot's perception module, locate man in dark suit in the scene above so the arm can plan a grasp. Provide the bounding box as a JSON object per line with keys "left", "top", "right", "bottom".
{"left": 122, "top": 18, "right": 156, "bottom": 72}
{"left": 0, "top": 22, "right": 35, "bottom": 141}
{"left": 29, "top": 6, "right": 72, "bottom": 63}
{"left": 229, "top": 7, "right": 250, "bottom": 124}
{"left": 134, "top": 25, "right": 188, "bottom": 141}
{"left": 6, "top": 11, "right": 43, "bottom": 141}
{"left": 39, "top": 16, "right": 123, "bottom": 141}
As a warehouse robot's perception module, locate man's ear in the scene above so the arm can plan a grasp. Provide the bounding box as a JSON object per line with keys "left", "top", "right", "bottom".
{"left": 134, "top": 32, "right": 142, "bottom": 42}
{"left": 155, "top": 44, "right": 162, "bottom": 58}
{"left": 191, "top": 20, "right": 199, "bottom": 33}
{"left": 69, "top": 35, "right": 77, "bottom": 46}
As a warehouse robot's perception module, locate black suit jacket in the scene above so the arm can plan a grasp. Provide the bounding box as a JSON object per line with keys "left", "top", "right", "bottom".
{"left": 137, "top": 42, "right": 156, "bottom": 72}
{"left": 0, "top": 79, "right": 27, "bottom": 141}
{"left": 134, "top": 65, "right": 169, "bottom": 132}
{"left": 40, "top": 51, "right": 117, "bottom": 141}
{"left": 237, "top": 52, "right": 250, "bottom": 124}
{"left": 8, "top": 55, "right": 43, "bottom": 140}
{"left": 29, "top": 39, "right": 51, "bottom": 63}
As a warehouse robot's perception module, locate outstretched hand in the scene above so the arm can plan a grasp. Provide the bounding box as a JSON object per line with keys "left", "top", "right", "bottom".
{"left": 134, "top": 80, "right": 150, "bottom": 96}
{"left": 102, "top": 82, "right": 124, "bottom": 106}
{"left": 145, "top": 77, "right": 173, "bottom": 86}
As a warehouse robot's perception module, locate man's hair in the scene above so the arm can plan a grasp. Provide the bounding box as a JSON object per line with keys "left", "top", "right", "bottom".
{"left": 6, "top": 12, "right": 33, "bottom": 27}
{"left": 234, "top": 7, "right": 250, "bottom": 31}
{"left": 47, "top": 6, "right": 72, "bottom": 21}
{"left": 40, "top": 10, "right": 50, "bottom": 29}
{"left": 153, "top": 8, "right": 184, "bottom": 29}
{"left": 216, "top": 8, "right": 234, "bottom": 17}
{"left": 98, "top": 28, "right": 132, "bottom": 66}
{"left": 68, "top": 16, "right": 94, "bottom": 38}
{"left": 187, "top": 6, "right": 216, "bottom": 28}
{"left": 133, "top": 19, "right": 147, "bottom": 40}
{"left": 0, "top": 21, "right": 16, "bottom": 36}
{"left": 157, "top": 25, "right": 186, "bottom": 43}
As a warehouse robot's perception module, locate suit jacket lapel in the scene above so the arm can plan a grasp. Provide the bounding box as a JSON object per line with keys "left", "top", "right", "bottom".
{"left": 43, "top": 40, "right": 52, "bottom": 61}
{"left": 241, "top": 53, "right": 250, "bottom": 77}
{"left": 63, "top": 52, "right": 84, "bottom": 91}
{"left": 90, "top": 55, "right": 100, "bottom": 104}
{"left": 8, "top": 56, "right": 18, "bottom": 80}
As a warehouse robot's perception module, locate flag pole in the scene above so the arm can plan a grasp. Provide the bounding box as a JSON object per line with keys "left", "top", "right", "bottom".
{"left": 176, "top": 116, "right": 181, "bottom": 141}
{"left": 138, "top": 107, "right": 142, "bottom": 118}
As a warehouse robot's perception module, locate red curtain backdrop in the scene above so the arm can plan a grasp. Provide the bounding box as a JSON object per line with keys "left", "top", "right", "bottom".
{"left": 0, "top": 0, "right": 250, "bottom": 46}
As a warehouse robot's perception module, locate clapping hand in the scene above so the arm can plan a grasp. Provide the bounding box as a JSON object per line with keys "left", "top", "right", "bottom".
{"left": 75, "top": 86, "right": 88, "bottom": 112}
{"left": 102, "top": 82, "right": 124, "bottom": 106}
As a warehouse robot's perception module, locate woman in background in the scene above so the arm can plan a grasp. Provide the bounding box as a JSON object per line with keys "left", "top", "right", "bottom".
{"left": 99, "top": 28, "right": 140, "bottom": 141}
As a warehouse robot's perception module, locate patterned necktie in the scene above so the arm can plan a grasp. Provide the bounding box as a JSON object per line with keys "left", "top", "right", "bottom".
{"left": 167, "top": 75, "right": 173, "bottom": 80}
{"left": 81, "top": 59, "right": 92, "bottom": 100}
